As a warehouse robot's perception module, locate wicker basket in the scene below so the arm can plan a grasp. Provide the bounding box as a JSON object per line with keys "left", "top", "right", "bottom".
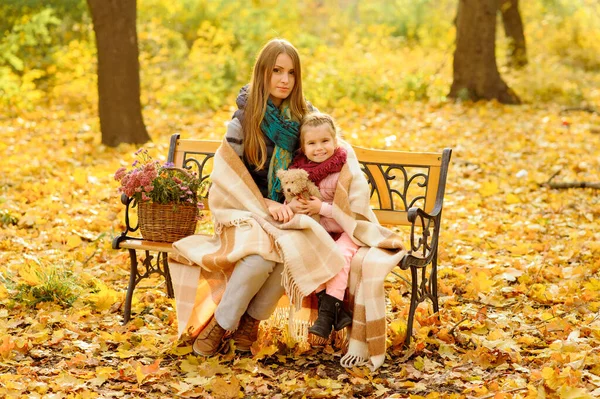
{"left": 138, "top": 202, "right": 198, "bottom": 242}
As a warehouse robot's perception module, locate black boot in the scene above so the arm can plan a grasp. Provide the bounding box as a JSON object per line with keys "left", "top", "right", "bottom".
{"left": 334, "top": 301, "right": 353, "bottom": 331}
{"left": 308, "top": 293, "right": 337, "bottom": 338}
{"left": 315, "top": 290, "right": 325, "bottom": 308}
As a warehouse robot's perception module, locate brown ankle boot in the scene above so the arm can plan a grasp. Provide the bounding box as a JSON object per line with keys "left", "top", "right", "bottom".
{"left": 231, "top": 313, "right": 260, "bottom": 352}
{"left": 192, "top": 316, "right": 226, "bottom": 356}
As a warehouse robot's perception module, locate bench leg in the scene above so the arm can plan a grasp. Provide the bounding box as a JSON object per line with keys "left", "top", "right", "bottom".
{"left": 161, "top": 252, "right": 174, "bottom": 298}
{"left": 404, "top": 265, "right": 419, "bottom": 347}
{"left": 123, "top": 248, "right": 138, "bottom": 324}
{"left": 430, "top": 253, "right": 439, "bottom": 314}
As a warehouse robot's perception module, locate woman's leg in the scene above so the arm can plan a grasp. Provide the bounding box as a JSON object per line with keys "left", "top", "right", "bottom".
{"left": 214, "top": 255, "right": 278, "bottom": 330}
{"left": 246, "top": 262, "right": 285, "bottom": 320}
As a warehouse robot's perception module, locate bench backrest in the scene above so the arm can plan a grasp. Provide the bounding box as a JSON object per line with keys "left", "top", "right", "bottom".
{"left": 167, "top": 134, "right": 452, "bottom": 227}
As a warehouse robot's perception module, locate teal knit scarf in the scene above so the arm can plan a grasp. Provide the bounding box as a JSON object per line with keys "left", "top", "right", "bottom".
{"left": 262, "top": 99, "right": 300, "bottom": 201}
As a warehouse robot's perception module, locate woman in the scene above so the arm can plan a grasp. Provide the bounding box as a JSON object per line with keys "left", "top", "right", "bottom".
{"left": 172, "top": 38, "right": 406, "bottom": 371}
{"left": 189, "top": 38, "right": 315, "bottom": 355}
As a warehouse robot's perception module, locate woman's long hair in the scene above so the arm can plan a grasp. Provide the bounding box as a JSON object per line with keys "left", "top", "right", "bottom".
{"left": 243, "top": 38, "right": 308, "bottom": 170}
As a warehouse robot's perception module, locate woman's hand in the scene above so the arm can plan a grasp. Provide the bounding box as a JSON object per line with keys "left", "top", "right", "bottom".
{"left": 287, "top": 198, "right": 303, "bottom": 213}
{"left": 267, "top": 201, "right": 295, "bottom": 222}
{"left": 297, "top": 196, "right": 322, "bottom": 216}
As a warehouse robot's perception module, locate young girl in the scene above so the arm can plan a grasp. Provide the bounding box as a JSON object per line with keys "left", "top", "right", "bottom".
{"left": 288, "top": 113, "right": 358, "bottom": 338}
{"left": 191, "top": 38, "right": 315, "bottom": 356}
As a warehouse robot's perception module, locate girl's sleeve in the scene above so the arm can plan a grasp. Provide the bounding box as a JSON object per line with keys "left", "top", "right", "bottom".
{"left": 319, "top": 201, "right": 333, "bottom": 218}
{"left": 225, "top": 118, "right": 244, "bottom": 157}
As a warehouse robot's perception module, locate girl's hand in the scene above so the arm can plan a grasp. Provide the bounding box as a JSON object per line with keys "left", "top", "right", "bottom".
{"left": 268, "top": 202, "right": 294, "bottom": 223}
{"left": 298, "top": 196, "right": 322, "bottom": 216}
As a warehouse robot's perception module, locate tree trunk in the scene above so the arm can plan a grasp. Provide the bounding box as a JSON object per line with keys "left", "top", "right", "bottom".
{"left": 87, "top": 0, "right": 150, "bottom": 147}
{"left": 448, "top": 0, "right": 521, "bottom": 104}
{"left": 500, "top": 0, "right": 527, "bottom": 68}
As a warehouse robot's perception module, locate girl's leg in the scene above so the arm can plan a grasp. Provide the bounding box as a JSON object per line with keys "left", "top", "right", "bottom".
{"left": 325, "top": 233, "right": 359, "bottom": 300}
{"left": 309, "top": 233, "right": 359, "bottom": 338}
{"left": 214, "top": 255, "right": 278, "bottom": 330}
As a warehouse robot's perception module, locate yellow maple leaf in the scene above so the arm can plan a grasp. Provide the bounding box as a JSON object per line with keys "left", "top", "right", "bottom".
{"left": 253, "top": 343, "right": 278, "bottom": 360}
{"left": 73, "top": 169, "right": 87, "bottom": 187}
{"left": 65, "top": 234, "right": 82, "bottom": 250}
{"left": 508, "top": 243, "right": 531, "bottom": 256}
{"left": 88, "top": 282, "right": 119, "bottom": 311}
{"left": 506, "top": 193, "right": 521, "bottom": 204}
{"left": 171, "top": 345, "right": 194, "bottom": 357}
{"left": 19, "top": 264, "right": 42, "bottom": 286}
{"left": 0, "top": 284, "right": 8, "bottom": 300}
{"left": 0, "top": 336, "right": 15, "bottom": 359}
{"left": 473, "top": 271, "right": 494, "bottom": 293}
{"left": 487, "top": 328, "right": 505, "bottom": 341}
{"left": 88, "top": 366, "right": 116, "bottom": 387}
{"left": 210, "top": 376, "right": 241, "bottom": 399}
{"left": 135, "top": 358, "right": 161, "bottom": 385}
{"left": 413, "top": 356, "right": 425, "bottom": 371}
{"left": 479, "top": 181, "right": 500, "bottom": 197}
{"left": 542, "top": 366, "right": 563, "bottom": 390}
{"left": 388, "top": 288, "right": 404, "bottom": 310}
{"left": 557, "top": 386, "right": 594, "bottom": 399}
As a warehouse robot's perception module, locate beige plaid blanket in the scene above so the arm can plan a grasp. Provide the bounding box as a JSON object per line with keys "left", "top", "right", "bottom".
{"left": 169, "top": 139, "right": 406, "bottom": 371}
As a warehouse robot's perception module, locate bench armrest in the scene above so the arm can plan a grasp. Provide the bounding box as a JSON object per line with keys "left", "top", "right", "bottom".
{"left": 112, "top": 194, "right": 141, "bottom": 249}
{"left": 400, "top": 206, "right": 442, "bottom": 270}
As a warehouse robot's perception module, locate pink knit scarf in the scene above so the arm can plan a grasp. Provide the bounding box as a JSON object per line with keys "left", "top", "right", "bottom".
{"left": 288, "top": 147, "right": 347, "bottom": 185}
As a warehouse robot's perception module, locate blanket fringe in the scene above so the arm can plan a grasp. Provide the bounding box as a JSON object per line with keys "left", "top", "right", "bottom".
{"left": 281, "top": 264, "right": 305, "bottom": 312}
{"left": 269, "top": 305, "right": 311, "bottom": 343}
{"left": 214, "top": 217, "right": 252, "bottom": 234}
{"left": 340, "top": 353, "right": 369, "bottom": 369}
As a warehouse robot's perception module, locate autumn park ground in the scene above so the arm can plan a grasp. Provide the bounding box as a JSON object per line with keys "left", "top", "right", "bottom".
{"left": 0, "top": 100, "right": 598, "bottom": 398}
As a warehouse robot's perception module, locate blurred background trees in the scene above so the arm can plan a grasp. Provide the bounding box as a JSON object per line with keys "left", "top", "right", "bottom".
{"left": 500, "top": 0, "right": 527, "bottom": 68}
{"left": 1, "top": 0, "right": 599, "bottom": 145}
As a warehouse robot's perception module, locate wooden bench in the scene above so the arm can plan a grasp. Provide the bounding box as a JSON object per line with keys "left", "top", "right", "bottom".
{"left": 113, "top": 133, "right": 452, "bottom": 346}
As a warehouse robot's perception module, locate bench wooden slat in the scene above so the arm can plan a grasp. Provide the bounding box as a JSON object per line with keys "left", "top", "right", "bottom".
{"left": 424, "top": 165, "right": 441, "bottom": 214}
{"left": 366, "top": 163, "right": 393, "bottom": 210}
{"left": 118, "top": 239, "right": 177, "bottom": 253}
{"left": 352, "top": 146, "right": 443, "bottom": 166}
{"left": 373, "top": 209, "right": 410, "bottom": 226}
{"left": 174, "top": 139, "right": 222, "bottom": 153}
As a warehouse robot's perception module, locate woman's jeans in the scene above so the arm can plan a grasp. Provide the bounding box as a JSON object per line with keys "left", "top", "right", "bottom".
{"left": 214, "top": 254, "right": 285, "bottom": 330}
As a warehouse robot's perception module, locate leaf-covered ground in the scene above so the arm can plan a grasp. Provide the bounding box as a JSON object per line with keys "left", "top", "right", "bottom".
{"left": 1, "top": 101, "right": 599, "bottom": 398}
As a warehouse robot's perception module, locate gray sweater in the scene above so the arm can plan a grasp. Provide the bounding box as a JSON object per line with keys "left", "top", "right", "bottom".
{"left": 225, "top": 118, "right": 276, "bottom": 200}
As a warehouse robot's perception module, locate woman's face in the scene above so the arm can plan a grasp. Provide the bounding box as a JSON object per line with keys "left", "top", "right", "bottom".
{"left": 269, "top": 53, "right": 295, "bottom": 107}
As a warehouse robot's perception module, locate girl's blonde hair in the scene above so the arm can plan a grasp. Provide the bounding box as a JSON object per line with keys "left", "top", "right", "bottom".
{"left": 299, "top": 112, "right": 339, "bottom": 152}
{"left": 243, "top": 38, "right": 308, "bottom": 170}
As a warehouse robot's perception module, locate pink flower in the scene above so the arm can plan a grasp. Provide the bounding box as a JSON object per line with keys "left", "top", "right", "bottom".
{"left": 114, "top": 167, "right": 126, "bottom": 181}
{"left": 115, "top": 149, "right": 202, "bottom": 206}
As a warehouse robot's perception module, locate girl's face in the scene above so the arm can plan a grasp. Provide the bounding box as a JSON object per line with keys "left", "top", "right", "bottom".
{"left": 302, "top": 124, "right": 336, "bottom": 163}
{"left": 269, "top": 53, "right": 295, "bottom": 107}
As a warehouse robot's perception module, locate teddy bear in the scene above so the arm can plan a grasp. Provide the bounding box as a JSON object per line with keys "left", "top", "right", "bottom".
{"left": 276, "top": 168, "right": 322, "bottom": 204}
